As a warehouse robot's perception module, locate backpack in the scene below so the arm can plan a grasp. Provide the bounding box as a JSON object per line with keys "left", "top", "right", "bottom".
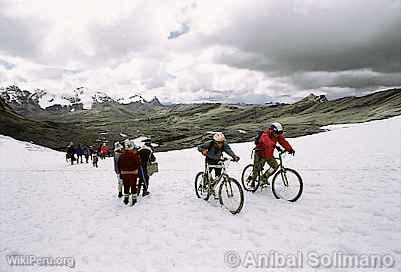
{"left": 254, "top": 130, "right": 263, "bottom": 145}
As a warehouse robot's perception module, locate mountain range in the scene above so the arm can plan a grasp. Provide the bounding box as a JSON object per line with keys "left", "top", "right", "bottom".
{"left": 0, "top": 86, "right": 400, "bottom": 151}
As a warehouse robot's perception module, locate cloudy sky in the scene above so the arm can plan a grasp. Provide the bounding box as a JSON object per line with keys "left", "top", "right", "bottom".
{"left": 0, "top": 0, "right": 400, "bottom": 103}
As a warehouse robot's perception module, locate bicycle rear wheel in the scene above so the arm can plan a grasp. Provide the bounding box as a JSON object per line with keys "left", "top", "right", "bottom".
{"left": 241, "top": 164, "right": 260, "bottom": 192}
{"left": 271, "top": 168, "right": 303, "bottom": 202}
{"left": 194, "top": 172, "right": 211, "bottom": 200}
{"left": 219, "top": 177, "right": 244, "bottom": 214}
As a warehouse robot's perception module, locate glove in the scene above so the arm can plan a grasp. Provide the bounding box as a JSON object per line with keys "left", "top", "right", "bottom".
{"left": 288, "top": 149, "right": 295, "bottom": 156}
{"left": 233, "top": 156, "right": 240, "bottom": 162}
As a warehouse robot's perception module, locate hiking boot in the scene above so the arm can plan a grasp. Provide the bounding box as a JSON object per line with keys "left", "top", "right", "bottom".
{"left": 131, "top": 195, "right": 137, "bottom": 206}
{"left": 123, "top": 196, "right": 129, "bottom": 205}
{"left": 142, "top": 191, "right": 150, "bottom": 197}
{"left": 260, "top": 176, "right": 270, "bottom": 187}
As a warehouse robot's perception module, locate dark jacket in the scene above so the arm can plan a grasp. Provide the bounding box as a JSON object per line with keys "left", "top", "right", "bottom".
{"left": 67, "top": 146, "right": 74, "bottom": 155}
{"left": 197, "top": 140, "right": 236, "bottom": 161}
{"left": 138, "top": 146, "right": 156, "bottom": 167}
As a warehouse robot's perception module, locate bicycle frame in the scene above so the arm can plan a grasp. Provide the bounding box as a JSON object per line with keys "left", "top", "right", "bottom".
{"left": 252, "top": 149, "right": 286, "bottom": 181}
{"left": 203, "top": 159, "right": 227, "bottom": 185}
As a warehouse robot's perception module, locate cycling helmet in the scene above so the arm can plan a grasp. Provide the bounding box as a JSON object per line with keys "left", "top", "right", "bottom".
{"left": 213, "top": 132, "right": 226, "bottom": 142}
{"left": 271, "top": 122, "right": 284, "bottom": 134}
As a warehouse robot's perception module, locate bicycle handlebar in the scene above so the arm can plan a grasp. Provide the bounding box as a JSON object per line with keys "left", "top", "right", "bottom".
{"left": 220, "top": 157, "right": 237, "bottom": 162}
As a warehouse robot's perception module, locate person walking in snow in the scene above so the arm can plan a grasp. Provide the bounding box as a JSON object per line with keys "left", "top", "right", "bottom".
{"left": 92, "top": 151, "right": 99, "bottom": 168}
{"left": 138, "top": 139, "right": 156, "bottom": 197}
{"left": 113, "top": 141, "right": 124, "bottom": 198}
{"left": 118, "top": 140, "right": 141, "bottom": 206}
{"left": 76, "top": 144, "right": 84, "bottom": 164}
{"left": 253, "top": 122, "right": 295, "bottom": 185}
{"left": 66, "top": 142, "right": 75, "bottom": 165}
{"left": 83, "top": 145, "right": 90, "bottom": 163}
{"left": 100, "top": 143, "right": 109, "bottom": 159}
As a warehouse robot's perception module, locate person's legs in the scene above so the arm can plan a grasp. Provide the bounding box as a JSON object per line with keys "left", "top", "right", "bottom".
{"left": 252, "top": 153, "right": 266, "bottom": 180}
{"left": 122, "top": 177, "right": 130, "bottom": 205}
{"left": 142, "top": 166, "right": 150, "bottom": 195}
{"left": 117, "top": 175, "right": 123, "bottom": 198}
{"left": 129, "top": 175, "right": 138, "bottom": 205}
{"left": 264, "top": 158, "right": 279, "bottom": 179}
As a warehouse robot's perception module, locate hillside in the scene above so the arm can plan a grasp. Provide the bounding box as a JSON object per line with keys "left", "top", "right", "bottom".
{"left": 0, "top": 88, "right": 400, "bottom": 151}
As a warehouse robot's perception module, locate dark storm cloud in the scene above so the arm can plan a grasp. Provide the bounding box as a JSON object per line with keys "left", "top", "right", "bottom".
{"left": 209, "top": 0, "right": 401, "bottom": 94}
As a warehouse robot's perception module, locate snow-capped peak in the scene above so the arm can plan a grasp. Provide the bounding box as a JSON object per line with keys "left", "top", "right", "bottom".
{"left": 116, "top": 94, "right": 146, "bottom": 105}
{"left": 0, "top": 85, "right": 163, "bottom": 111}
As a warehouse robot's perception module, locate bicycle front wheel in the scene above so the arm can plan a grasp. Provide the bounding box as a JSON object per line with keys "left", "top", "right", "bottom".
{"left": 271, "top": 168, "right": 303, "bottom": 202}
{"left": 241, "top": 164, "right": 260, "bottom": 192}
{"left": 219, "top": 177, "right": 244, "bottom": 214}
{"left": 194, "top": 172, "right": 211, "bottom": 200}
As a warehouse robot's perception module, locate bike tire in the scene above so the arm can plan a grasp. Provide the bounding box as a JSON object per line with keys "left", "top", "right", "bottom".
{"left": 241, "top": 164, "right": 260, "bottom": 192}
{"left": 219, "top": 177, "right": 244, "bottom": 214}
{"left": 271, "top": 168, "right": 303, "bottom": 202}
{"left": 194, "top": 172, "right": 210, "bottom": 200}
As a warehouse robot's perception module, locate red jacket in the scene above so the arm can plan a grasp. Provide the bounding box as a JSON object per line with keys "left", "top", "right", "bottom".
{"left": 118, "top": 150, "right": 140, "bottom": 176}
{"left": 255, "top": 128, "right": 294, "bottom": 159}
{"left": 100, "top": 145, "right": 109, "bottom": 155}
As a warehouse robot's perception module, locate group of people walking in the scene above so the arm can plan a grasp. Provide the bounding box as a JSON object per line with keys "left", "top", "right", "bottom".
{"left": 66, "top": 143, "right": 112, "bottom": 167}
{"left": 113, "top": 138, "right": 156, "bottom": 206}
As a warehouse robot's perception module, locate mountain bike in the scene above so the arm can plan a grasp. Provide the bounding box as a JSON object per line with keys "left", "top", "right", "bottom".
{"left": 195, "top": 157, "right": 244, "bottom": 214}
{"left": 241, "top": 147, "right": 303, "bottom": 202}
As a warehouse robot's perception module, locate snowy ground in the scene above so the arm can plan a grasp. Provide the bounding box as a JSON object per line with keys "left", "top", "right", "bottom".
{"left": 1, "top": 117, "right": 400, "bottom": 272}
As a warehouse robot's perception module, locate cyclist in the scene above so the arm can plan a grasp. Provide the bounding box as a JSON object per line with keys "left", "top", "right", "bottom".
{"left": 253, "top": 122, "right": 295, "bottom": 185}
{"left": 198, "top": 132, "right": 240, "bottom": 179}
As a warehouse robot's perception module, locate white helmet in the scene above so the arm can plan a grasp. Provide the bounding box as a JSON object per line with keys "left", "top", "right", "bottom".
{"left": 213, "top": 132, "right": 226, "bottom": 142}
{"left": 271, "top": 122, "right": 284, "bottom": 134}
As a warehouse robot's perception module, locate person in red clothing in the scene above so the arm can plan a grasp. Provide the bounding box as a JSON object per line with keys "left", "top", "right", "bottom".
{"left": 118, "top": 140, "right": 141, "bottom": 206}
{"left": 100, "top": 143, "right": 109, "bottom": 159}
{"left": 253, "top": 122, "right": 295, "bottom": 184}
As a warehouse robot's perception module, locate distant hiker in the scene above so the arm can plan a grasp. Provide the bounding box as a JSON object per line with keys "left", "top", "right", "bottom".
{"left": 83, "top": 145, "right": 90, "bottom": 163}
{"left": 198, "top": 132, "right": 240, "bottom": 178}
{"left": 253, "top": 122, "right": 295, "bottom": 184}
{"left": 97, "top": 145, "right": 102, "bottom": 159}
{"left": 92, "top": 152, "right": 99, "bottom": 168}
{"left": 113, "top": 142, "right": 124, "bottom": 198}
{"left": 138, "top": 139, "right": 156, "bottom": 197}
{"left": 66, "top": 142, "right": 75, "bottom": 165}
{"left": 100, "top": 143, "right": 109, "bottom": 159}
{"left": 118, "top": 139, "right": 141, "bottom": 206}
{"left": 76, "top": 144, "right": 84, "bottom": 164}
{"left": 89, "top": 146, "right": 95, "bottom": 160}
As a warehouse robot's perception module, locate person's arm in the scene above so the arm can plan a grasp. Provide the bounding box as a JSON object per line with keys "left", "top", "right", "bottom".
{"left": 223, "top": 143, "right": 240, "bottom": 161}
{"left": 114, "top": 154, "right": 120, "bottom": 174}
{"left": 150, "top": 152, "right": 156, "bottom": 162}
{"left": 278, "top": 135, "right": 294, "bottom": 154}
{"left": 117, "top": 154, "right": 122, "bottom": 173}
{"left": 197, "top": 141, "right": 212, "bottom": 156}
